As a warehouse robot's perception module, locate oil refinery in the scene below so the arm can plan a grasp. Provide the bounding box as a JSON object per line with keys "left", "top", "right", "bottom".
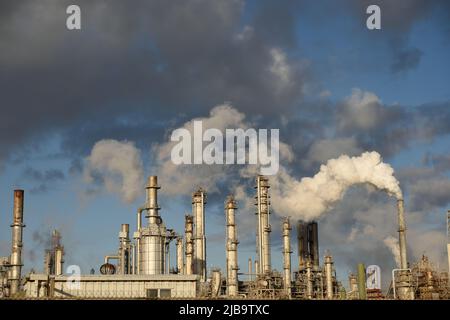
{"left": 0, "top": 175, "right": 449, "bottom": 300}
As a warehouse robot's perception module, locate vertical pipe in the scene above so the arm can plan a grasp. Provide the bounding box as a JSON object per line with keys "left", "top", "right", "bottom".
{"left": 185, "top": 215, "right": 194, "bottom": 275}
{"left": 193, "top": 189, "right": 207, "bottom": 281}
{"left": 325, "top": 255, "right": 333, "bottom": 299}
{"left": 254, "top": 260, "right": 259, "bottom": 278}
{"left": 54, "top": 247, "right": 64, "bottom": 276}
{"left": 9, "top": 190, "right": 24, "bottom": 295}
{"left": 447, "top": 210, "right": 450, "bottom": 274}
{"left": 119, "top": 224, "right": 130, "bottom": 275}
{"left": 357, "top": 263, "right": 367, "bottom": 300}
{"left": 397, "top": 199, "right": 408, "bottom": 270}
{"left": 306, "top": 260, "right": 313, "bottom": 299}
{"left": 44, "top": 250, "right": 52, "bottom": 275}
{"left": 256, "top": 176, "right": 271, "bottom": 274}
{"left": 176, "top": 236, "right": 184, "bottom": 274}
{"left": 225, "top": 196, "right": 238, "bottom": 296}
{"left": 248, "top": 258, "right": 252, "bottom": 281}
{"left": 282, "top": 218, "right": 292, "bottom": 298}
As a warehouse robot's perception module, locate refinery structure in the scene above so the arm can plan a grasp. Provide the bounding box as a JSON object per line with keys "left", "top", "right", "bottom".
{"left": 0, "top": 175, "right": 449, "bottom": 300}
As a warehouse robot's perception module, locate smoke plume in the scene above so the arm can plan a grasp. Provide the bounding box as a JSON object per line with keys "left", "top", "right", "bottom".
{"left": 383, "top": 236, "right": 401, "bottom": 267}
{"left": 270, "top": 151, "right": 402, "bottom": 220}
{"left": 83, "top": 139, "right": 144, "bottom": 203}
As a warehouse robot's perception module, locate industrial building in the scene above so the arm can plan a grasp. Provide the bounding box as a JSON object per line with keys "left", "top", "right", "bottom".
{"left": 0, "top": 176, "right": 449, "bottom": 300}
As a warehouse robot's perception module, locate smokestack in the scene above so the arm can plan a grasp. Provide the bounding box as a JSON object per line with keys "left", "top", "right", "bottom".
{"left": 282, "top": 217, "right": 292, "bottom": 298}
{"left": 185, "top": 215, "right": 194, "bottom": 275}
{"left": 9, "top": 190, "right": 25, "bottom": 295}
{"left": 255, "top": 176, "right": 271, "bottom": 275}
{"left": 309, "top": 222, "right": 319, "bottom": 270}
{"left": 225, "top": 196, "right": 239, "bottom": 297}
{"left": 193, "top": 188, "right": 207, "bottom": 282}
{"left": 357, "top": 263, "right": 367, "bottom": 300}
{"left": 119, "top": 224, "right": 130, "bottom": 274}
{"left": 297, "top": 221, "right": 308, "bottom": 271}
{"left": 44, "top": 250, "right": 52, "bottom": 275}
{"left": 447, "top": 210, "right": 449, "bottom": 274}
{"left": 139, "top": 176, "right": 166, "bottom": 275}
{"left": 176, "top": 236, "right": 184, "bottom": 275}
{"left": 324, "top": 255, "right": 333, "bottom": 299}
{"left": 397, "top": 199, "right": 408, "bottom": 270}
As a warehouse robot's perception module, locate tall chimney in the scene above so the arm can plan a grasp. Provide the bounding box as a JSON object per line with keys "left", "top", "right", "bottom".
{"left": 309, "top": 221, "right": 319, "bottom": 270}
{"left": 297, "top": 221, "right": 308, "bottom": 271}
{"left": 397, "top": 199, "right": 408, "bottom": 270}
{"left": 176, "top": 236, "right": 184, "bottom": 275}
{"left": 193, "top": 188, "right": 207, "bottom": 281}
{"left": 447, "top": 210, "right": 450, "bottom": 274}
{"left": 9, "top": 190, "right": 25, "bottom": 295}
{"left": 52, "top": 230, "right": 64, "bottom": 276}
{"left": 184, "top": 215, "right": 194, "bottom": 275}
{"left": 324, "top": 255, "right": 334, "bottom": 299}
{"left": 282, "top": 217, "right": 292, "bottom": 298}
{"left": 225, "top": 196, "right": 239, "bottom": 296}
{"left": 255, "top": 176, "right": 271, "bottom": 275}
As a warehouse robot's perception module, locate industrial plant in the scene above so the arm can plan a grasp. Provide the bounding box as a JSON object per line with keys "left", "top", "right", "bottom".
{"left": 0, "top": 175, "right": 449, "bottom": 300}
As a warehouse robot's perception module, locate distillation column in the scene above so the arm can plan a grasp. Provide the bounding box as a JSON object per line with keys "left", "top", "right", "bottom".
{"left": 119, "top": 224, "right": 131, "bottom": 274}
{"left": 282, "top": 218, "right": 292, "bottom": 298}
{"left": 185, "top": 215, "right": 194, "bottom": 275}
{"left": 310, "top": 222, "right": 319, "bottom": 270}
{"left": 324, "top": 255, "right": 334, "bottom": 299}
{"left": 225, "top": 196, "right": 239, "bottom": 296}
{"left": 9, "top": 190, "right": 25, "bottom": 295}
{"left": 297, "top": 221, "right": 308, "bottom": 271}
{"left": 193, "top": 189, "right": 207, "bottom": 281}
{"left": 255, "top": 176, "right": 271, "bottom": 275}
{"left": 176, "top": 236, "right": 184, "bottom": 275}
{"left": 139, "top": 176, "right": 166, "bottom": 275}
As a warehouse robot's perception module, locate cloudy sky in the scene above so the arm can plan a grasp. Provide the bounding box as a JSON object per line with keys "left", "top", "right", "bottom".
{"left": 0, "top": 0, "right": 449, "bottom": 290}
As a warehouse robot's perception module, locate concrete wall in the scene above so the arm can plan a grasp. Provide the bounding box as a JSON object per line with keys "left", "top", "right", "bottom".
{"left": 24, "top": 274, "right": 199, "bottom": 299}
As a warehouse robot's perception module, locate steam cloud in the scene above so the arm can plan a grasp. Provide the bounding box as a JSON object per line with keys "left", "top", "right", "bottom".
{"left": 83, "top": 140, "right": 144, "bottom": 203}
{"left": 270, "top": 151, "right": 403, "bottom": 221}
{"left": 383, "top": 236, "right": 401, "bottom": 267}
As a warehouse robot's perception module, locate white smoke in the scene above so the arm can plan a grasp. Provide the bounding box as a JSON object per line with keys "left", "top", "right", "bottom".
{"left": 383, "top": 236, "right": 401, "bottom": 267}
{"left": 83, "top": 139, "right": 144, "bottom": 203}
{"left": 270, "top": 151, "right": 403, "bottom": 221}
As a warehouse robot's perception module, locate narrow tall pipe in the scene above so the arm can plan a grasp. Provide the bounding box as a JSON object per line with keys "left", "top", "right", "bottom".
{"left": 176, "top": 236, "right": 184, "bottom": 275}
{"left": 256, "top": 176, "right": 271, "bottom": 274}
{"left": 225, "top": 196, "right": 239, "bottom": 296}
{"left": 447, "top": 210, "right": 450, "bottom": 274}
{"left": 9, "top": 190, "right": 25, "bottom": 295}
{"left": 297, "top": 221, "right": 308, "bottom": 271}
{"left": 193, "top": 189, "right": 207, "bottom": 281}
{"left": 325, "top": 255, "right": 333, "bottom": 299}
{"left": 119, "top": 224, "right": 130, "bottom": 274}
{"left": 185, "top": 215, "right": 194, "bottom": 275}
{"left": 306, "top": 260, "right": 313, "bottom": 299}
{"left": 397, "top": 200, "right": 408, "bottom": 270}
{"left": 248, "top": 258, "right": 252, "bottom": 281}
{"left": 282, "top": 217, "right": 292, "bottom": 298}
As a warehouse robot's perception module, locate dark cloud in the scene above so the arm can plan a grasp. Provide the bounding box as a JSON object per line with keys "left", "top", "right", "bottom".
{"left": 21, "top": 167, "right": 65, "bottom": 194}
{"left": 390, "top": 47, "right": 423, "bottom": 74}
{"left": 0, "top": 0, "right": 310, "bottom": 168}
